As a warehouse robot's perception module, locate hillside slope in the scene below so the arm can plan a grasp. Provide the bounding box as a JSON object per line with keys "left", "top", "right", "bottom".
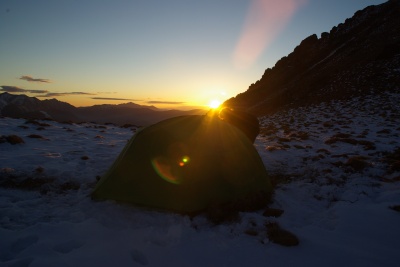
{"left": 225, "top": 0, "right": 400, "bottom": 115}
{"left": 1, "top": 90, "right": 399, "bottom": 266}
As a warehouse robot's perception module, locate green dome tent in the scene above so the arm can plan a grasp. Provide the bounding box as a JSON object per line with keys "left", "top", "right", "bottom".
{"left": 91, "top": 111, "right": 272, "bottom": 213}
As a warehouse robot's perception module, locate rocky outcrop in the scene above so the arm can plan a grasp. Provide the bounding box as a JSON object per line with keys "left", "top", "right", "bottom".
{"left": 225, "top": 0, "right": 400, "bottom": 116}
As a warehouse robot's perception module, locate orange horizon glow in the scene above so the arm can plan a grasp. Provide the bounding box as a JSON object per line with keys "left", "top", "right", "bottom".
{"left": 6, "top": 82, "right": 231, "bottom": 110}
{"left": 30, "top": 93, "right": 215, "bottom": 111}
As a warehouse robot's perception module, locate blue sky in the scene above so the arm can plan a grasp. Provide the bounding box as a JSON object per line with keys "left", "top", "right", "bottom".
{"left": 0, "top": 0, "right": 387, "bottom": 109}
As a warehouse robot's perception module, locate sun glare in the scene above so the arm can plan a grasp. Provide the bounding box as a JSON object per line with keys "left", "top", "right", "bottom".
{"left": 208, "top": 99, "right": 221, "bottom": 109}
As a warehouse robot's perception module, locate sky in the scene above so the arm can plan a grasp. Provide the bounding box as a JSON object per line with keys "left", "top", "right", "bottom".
{"left": 0, "top": 0, "right": 387, "bottom": 109}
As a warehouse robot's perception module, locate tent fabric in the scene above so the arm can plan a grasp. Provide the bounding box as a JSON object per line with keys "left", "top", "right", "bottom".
{"left": 218, "top": 107, "right": 260, "bottom": 143}
{"left": 91, "top": 112, "right": 272, "bottom": 213}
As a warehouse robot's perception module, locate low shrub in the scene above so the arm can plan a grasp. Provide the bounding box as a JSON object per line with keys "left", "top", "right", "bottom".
{"left": 3, "top": 135, "right": 25, "bottom": 144}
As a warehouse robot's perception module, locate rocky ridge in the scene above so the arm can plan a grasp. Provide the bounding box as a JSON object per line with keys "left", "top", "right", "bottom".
{"left": 225, "top": 0, "right": 400, "bottom": 115}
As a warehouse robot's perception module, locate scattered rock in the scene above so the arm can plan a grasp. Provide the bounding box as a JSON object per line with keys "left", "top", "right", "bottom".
{"left": 2, "top": 135, "right": 25, "bottom": 144}
{"left": 266, "top": 145, "right": 286, "bottom": 152}
{"left": 377, "top": 129, "right": 391, "bottom": 134}
{"left": 323, "top": 121, "right": 334, "bottom": 128}
{"left": 277, "top": 137, "right": 291, "bottom": 143}
{"left": 263, "top": 208, "right": 284, "bottom": 218}
{"left": 389, "top": 205, "right": 400, "bottom": 212}
{"left": 345, "top": 156, "right": 370, "bottom": 171}
{"left": 333, "top": 133, "right": 352, "bottom": 139}
{"left": 130, "top": 249, "right": 149, "bottom": 266}
{"left": 383, "top": 147, "right": 400, "bottom": 173}
{"left": 95, "top": 125, "right": 107, "bottom": 129}
{"left": 380, "top": 176, "right": 400, "bottom": 183}
{"left": 27, "top": 134, "right": 44, "bottom": 138}
{"left": 266, "top": 222, "right": 299, "bottom": 247}
{"left": 122, "top": 123, "right": 137, "bottom": 128}
{"left": 317, "top": 148, "right": 331, "bottom": 155}
{"left": 24, "top": 120, "right": 51, "bottom": 127}
{"left": 244, "top": 229, "right": 259, "bottom": 236}
{"left": 0, "top": 176, "right": 55, "bottom": 191}
{"left": 205, "top": 202, "right": 240, "bottom": 225}
{"left": 59, "top": 181, "right": 80, "bottom": 192}
{"left": 53, "top": 240, "right": 84, "bottom": 254}
{"left": 340, "top": 138, "right": 358, "bottom": 145}
{"left": 358, "top": 140, "right": 376, "bottom": 150}
{"left": 27, "top": 134, "right": 48, "bottom": 140}
{"left": 35, "top": 166, "right": 44, "bottom": 173}
{"left": 205, "top": 191, "right": 270, "bottom": 224}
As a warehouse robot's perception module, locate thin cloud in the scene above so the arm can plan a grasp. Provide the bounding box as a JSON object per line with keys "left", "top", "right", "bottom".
{"left": 37, "top": 92, "right": 96, "bottom": 97}
{"left": 147, "top": 101, "right": 186, "bottom": 105}
{"left": 91, "top": 97, "right": 136, "bottom": 101}
{"left": 0, "top": 85, "right": 48, "bottom": 94}
{"left": 70, "top": 92, "right": 96, "bottom": 95}
{"left": 1, "top": 86, "right": 97, "bottom": 99}
{"left": 19, "top": 75, "right": 52, "bottom": 83}
{"left": 96, "top": 92, "right": 118, "bottom": 94}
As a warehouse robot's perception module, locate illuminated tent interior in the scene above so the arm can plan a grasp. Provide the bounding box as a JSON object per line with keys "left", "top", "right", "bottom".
{"left": 91, "top": 112, "right": 272, "bottom": 213}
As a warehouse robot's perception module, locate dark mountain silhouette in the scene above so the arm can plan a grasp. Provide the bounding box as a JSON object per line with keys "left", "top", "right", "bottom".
{"left": 0, "top": 92, "right": 206, "bottom": 126}
{"left": 224, "top": 0, "right": 400, "bottom": 115}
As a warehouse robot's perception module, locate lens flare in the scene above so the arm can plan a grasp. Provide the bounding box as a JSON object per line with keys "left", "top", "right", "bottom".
{"left": 233, "top": 0, "right": 307, "bottom": 69}
{"left": 152, "top": 156, "right": 181, "bottom": 184}
{"left": 179, "top": 156, "right": 190, "bottom": 166}
{"left": 208, "top": 99, "right": 221, "bottom": 109}
{"left": 152, "top": 155, "right": 191, "bottom": 184}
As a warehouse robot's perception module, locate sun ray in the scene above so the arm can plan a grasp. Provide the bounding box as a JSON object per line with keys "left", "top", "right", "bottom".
{"left": 208, "top": 99, "right": 222, "bottom": 109}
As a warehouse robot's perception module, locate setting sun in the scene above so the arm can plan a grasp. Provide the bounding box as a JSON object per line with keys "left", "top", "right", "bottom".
{"left": 208, "top": 99, "right": 222, "bottom": 109}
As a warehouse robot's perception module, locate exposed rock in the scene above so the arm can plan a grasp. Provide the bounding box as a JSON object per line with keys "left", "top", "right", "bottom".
{"left": 0, "top": 135, "right": 25, "bottom": 144}
{"left": 225, "top": 0, "right": 400, "bottom": 116}
{"left": 266, "top": 222, "right": 299, "bottom": 247}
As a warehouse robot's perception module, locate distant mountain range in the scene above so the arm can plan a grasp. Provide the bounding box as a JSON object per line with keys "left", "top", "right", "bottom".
{"left": 225, "top": 0, "right": 400, "bottom": 115}
{"left": 0, "top": 92, "right": 206, "bottom": 126}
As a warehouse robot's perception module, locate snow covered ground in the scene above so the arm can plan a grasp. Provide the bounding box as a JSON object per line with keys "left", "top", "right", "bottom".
{"left": 1, "top": 91, "right": 399, "bottom": 267}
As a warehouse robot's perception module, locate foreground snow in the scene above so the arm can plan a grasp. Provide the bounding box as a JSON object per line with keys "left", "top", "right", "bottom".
{"left": 1, "top": 92, "right": 399, "bottom": 267}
